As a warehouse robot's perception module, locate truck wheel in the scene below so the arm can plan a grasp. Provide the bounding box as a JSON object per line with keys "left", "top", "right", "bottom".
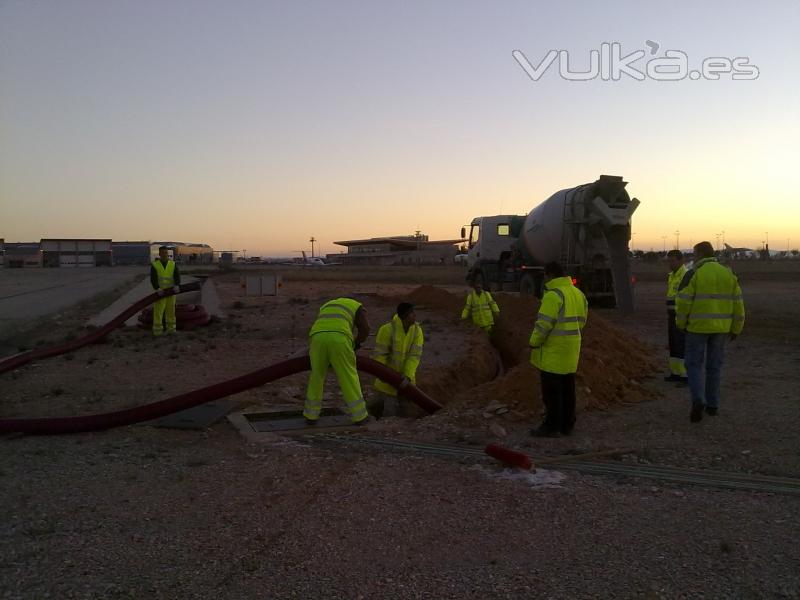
{"left": 519, "top": 274, "right": 537, "bottom": 297}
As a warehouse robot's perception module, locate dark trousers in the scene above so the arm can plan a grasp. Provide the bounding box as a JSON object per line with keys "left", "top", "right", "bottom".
{"left": 540, "top": 370, "right": 576, "bottom": 433}
{"left": 685, "top": 332, "right": 726, "bottom": 408}
{"left": 667, "top": 309, "right": 686, "bottom": 360}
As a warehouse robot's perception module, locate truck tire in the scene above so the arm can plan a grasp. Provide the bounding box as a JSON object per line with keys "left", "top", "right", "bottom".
{"left": 519, "top": 273, "right": 537, "bottom": 297}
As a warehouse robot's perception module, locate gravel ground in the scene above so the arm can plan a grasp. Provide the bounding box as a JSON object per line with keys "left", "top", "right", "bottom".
{"left": 1, "top": 272, "right": 799, "bottom": 598}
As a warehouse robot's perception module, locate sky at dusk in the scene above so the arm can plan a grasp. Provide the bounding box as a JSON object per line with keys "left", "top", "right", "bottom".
{"left": 1, "top": 0, "right": 798, "bottom": 256}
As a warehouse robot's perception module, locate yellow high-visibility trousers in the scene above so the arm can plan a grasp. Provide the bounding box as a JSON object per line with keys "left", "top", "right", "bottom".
{"left": 304, "top": 331, "right": 367, "bottom": 423}
{"left": 152, "top": 295, "right": 177, "bottom": 336}
{"left": 669, "top": 356, "right": 687, "bottom": 377}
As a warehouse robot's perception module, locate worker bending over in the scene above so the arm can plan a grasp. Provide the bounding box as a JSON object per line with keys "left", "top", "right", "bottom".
{"left": 150, "top": 246, "right": 181, "bottom": 336}
{"left": 529, "top": 262, "right": 588, "bottom": 437}
{"left": 461, "top": 281, "right": 500, "bottom": 333}
{"left": 664, "top": 249, "right": 688, "bottom": 384}
{"left": 676, "top": 241, "right": 745, "bottom": 423}
{"left": 304, "top": 297, "right": 371, "bottom": 425}
{"left": 371, "top": 302, "right": 424, "bottom": 418}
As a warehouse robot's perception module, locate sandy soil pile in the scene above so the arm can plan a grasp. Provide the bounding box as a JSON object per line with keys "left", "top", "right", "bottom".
{"left": 383, "top": 286, "right": 659, "bottom": 421}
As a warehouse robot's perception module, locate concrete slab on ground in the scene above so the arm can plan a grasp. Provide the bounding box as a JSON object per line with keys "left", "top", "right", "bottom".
{"left": 199, "top": 277, "right": 225, "bottom": 320}
{"left": 228, "top": 408, "right": 365, "bottom": 441}
{"left": 150, "top": 400, "right": 237, "bottom": 429}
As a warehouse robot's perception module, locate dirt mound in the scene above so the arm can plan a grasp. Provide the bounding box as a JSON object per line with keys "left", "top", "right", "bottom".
{"left": 406, "top": 285, "right": 465, "bottom": 315}
{"left": 417, "top": 329, "right": 499, "bottom": 416}
{"left": 388, "top": 287, "right": 659, "bottom": 420}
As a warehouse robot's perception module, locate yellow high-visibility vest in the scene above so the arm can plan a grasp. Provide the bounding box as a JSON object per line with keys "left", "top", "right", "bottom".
{"left": 461, "top": 290, "right": 499, "bottom": 328}
{"left": 529, "top": 276, "right": 588, "bottom": 374}
{"left": 666, "top": 264, "right": 687, "bottom": 310}
{"left": 309, "top": 298, "right": 362, "bottom": 341}
{"left": 675, "top": 258, "right": 745, "bottom": 334}
{"left": 152, "top": 260, "right": 176, "bottom": 289}
{"left": 372, "top": 314, "right": 424, "bottom": 395}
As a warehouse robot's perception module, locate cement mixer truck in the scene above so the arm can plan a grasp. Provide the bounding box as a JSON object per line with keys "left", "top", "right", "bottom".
{"left": 461, "top": 175, "right": 639, "bottom": 311}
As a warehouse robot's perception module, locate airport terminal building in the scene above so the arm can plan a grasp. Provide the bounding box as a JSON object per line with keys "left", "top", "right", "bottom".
{"left": 330, "top": 234, "right": 462, "bottom": 266}
{"left": 1, "top": 239, "right": 214, "bottom": 267}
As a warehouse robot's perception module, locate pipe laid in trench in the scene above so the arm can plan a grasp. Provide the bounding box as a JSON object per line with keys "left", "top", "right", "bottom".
{"left": 0, "top": 356, "right": 442, "bottom": 435}
{"left": 0, "top": 281, "right": 203, "bottom": 375}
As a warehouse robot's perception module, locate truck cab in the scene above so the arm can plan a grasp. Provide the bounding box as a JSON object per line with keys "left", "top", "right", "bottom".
{"left": 463, "top": 215, "right": 539, "bottom": 293}
{"left": 465, "top": 216, "right": 519, "bottom": 270}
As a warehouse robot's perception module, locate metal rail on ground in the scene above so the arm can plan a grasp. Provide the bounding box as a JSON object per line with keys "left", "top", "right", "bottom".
{"left": 306, "top": 433, "right": 800, "bottom": 496}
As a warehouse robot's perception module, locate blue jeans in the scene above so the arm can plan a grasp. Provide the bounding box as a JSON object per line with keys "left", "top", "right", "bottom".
{"left": 684, "top": 332, "right": 726, "bottom": 408}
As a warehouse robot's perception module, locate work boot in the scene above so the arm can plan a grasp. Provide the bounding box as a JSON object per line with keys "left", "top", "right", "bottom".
{"left": 690, "top": 404, "right": 704, "bottom": 423}
{"left": 304, "top": 418, "right": 318, "bottom": 426}
{"left": 705, "top": 407, "right": 718, "bottom": 416}
{"left": 353, "top": 416, "right": 373, "bottom": 427}
{"left": 530, "top": 426, "right": 561, "bottom": 438}
{"left": 663, "top": 374, "right": 682, "bottom": 382}
{"left": 676, "top": 378, "right": 688, "bottom": 388}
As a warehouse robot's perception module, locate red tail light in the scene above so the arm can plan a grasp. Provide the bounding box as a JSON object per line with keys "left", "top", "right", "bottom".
{"left": 571, "top": 277, "right": 578, "bottom": 285}
{"left": 631, "top": 275, "right": 637, "bottom": 284}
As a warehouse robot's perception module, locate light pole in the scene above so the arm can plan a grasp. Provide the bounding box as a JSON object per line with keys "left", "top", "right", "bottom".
{"left": 715, "top": 233, "right": 721, "bottom": 251}
{"left": 765, "top": 232, "right": 769, "bottom": 251}
{"left": 674, "top": 230, "right": 680, "bottom": 251}
{"left": 661, "top": 236, "right": 667, "bottom": 253}
{"left": 309, "top": 237, "right": 316, "bottom": 257}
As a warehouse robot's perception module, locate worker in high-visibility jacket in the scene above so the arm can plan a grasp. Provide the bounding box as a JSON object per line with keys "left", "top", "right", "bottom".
{"left": 461, "top": 281, "right": 500, "bottom": 332}
{"left": 370, "top": 302, "right": 424, "bottom": 418}
{"left": 304, "top": 297, "right": 371, "bottom": 425}
{"left": 150, "top": 246, "right": 181, "bottom": 336}
{"left": 665, "top": 249, "right": 688, "bottom": 384}
{"left": 675, "top": 241, "right": 745, "bottom": 423}
{"left": 528, "top": 262, "right": 588, "bottom": 437}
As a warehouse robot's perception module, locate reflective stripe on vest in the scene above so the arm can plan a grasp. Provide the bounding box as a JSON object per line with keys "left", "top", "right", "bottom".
{"left": 387, "top": 316, "right": 422, "bottom": 373}
{"left": 373, "top": 315, "right": 423, "bottom": 395}
{"left": 309, "top": 298, "right": 362, "bottom": 340}
{"left": 666, "top": 264, "right": 687, "bottom": 306}
{"left": 464, "top": 291, "right": 497, "bottom": 327}
{"left": 675, "top": 258, "right": 745, "bottom": 334}
{"left": 152, "top": 260, "right": 176, "bottom": 289}
{"left": 529, "top": 277, "right": 588, "bottom": 374}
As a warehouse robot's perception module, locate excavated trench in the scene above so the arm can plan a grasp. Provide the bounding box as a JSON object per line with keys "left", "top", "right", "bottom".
{"left": 380, "top": 286, "right": 660, "bottom": 421}
{"left": 0, "top": 283, "right": 659, "bottom": 433}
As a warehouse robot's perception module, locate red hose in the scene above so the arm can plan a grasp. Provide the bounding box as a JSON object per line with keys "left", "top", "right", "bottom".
{"left": 0, "top": 282, "right": 202, "bottom": 375}
{"left": 357, "top": 356, "right": 442, "bottom": 414}
{"left": 0, "top": 355, "right": 442, "bottom": 434}
{"left": 485, "top": 443, "right": 534, "bottom": 471}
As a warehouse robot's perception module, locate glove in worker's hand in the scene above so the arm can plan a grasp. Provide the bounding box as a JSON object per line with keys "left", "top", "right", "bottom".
{"left": 172, "top": 286, "right": 180, "bottom": 295}
{"left": 398, "top": 376, "right": 410, "bottom": 389}
{"left": 156, "top": 289, "right": 165, "bottom": 297}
